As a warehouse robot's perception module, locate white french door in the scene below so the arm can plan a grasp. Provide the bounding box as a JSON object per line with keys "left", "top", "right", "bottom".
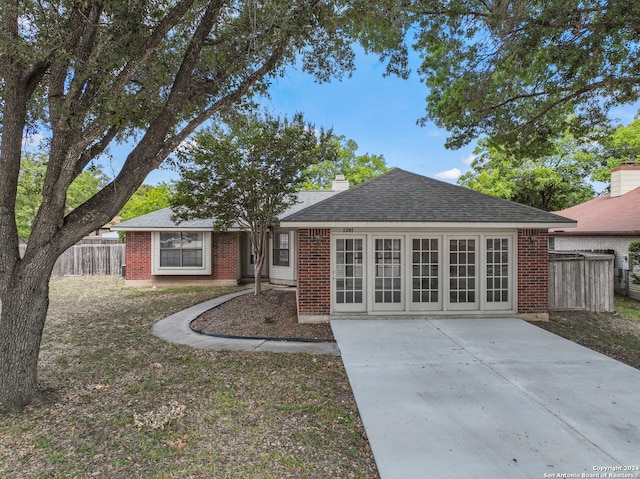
{"left": 484, "top": 237, "right": 513, "bottom": 311}
{"left": 330, "top": 232, "right": 515, "bottom": 315}
{"left": 333, "top": 236, "right": 366, "bottom": 313}
{"left": 372, "top": 237, "right": 404, "bottom": 312}
{"left": 409, "top": 236, "right": 442, "bottom": 311}
{"left": 446, "top": 237, "right": 479, "bottom": 311}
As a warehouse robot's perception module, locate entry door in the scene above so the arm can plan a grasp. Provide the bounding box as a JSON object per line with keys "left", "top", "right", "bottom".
{"left": 333, "top": 236, "right": 366, "bottom": 313}
{"left": 372, "top": 237, "right": 404, "bottom": 312}
{"left": 447, "top": 237, "right": 479, "bottom": 311}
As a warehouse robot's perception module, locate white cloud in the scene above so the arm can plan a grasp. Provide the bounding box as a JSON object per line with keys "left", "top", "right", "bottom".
{"left": 22, "top": 132, "right": 46, "bottom": 148}
{"left": 434, "top": 168, "right": 462, "bottom": 180}
{"left": 423, "top": 130, "right": 443, "bottom": 138}
{"left": 462, "top": 153, "right": 476, "bottom": 166}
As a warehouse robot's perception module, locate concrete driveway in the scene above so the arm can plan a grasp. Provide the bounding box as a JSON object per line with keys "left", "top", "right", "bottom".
{"left": 331, "top": 318, "right": 640, "bottom": 479}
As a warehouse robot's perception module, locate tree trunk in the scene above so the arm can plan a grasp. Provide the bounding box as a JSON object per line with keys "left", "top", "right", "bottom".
{"left": 254, "top": 254, "right": 264, "bottom": 295}
{"left": 0, "top": 260, "right": 54, "bottom": 413}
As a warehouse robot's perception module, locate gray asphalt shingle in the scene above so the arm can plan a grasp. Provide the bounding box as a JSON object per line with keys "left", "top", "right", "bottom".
{"left": 113, "top": 190, "right": 339, "bottom": 230}
{"left": 281, "top": 168, "right": 576, "bottom": 225}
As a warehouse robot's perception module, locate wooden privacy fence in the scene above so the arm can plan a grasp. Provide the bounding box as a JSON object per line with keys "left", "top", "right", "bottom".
{"left": 548, "top": 252, "right": 614, "bottom": 312}
{"left": 19, "top": 239, "right": 125, "bottom": 277}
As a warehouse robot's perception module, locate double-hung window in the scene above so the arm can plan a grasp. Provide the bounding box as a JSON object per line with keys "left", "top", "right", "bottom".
{"left": 273, "top": 230, "right": 290, "bottom": 267}
{"left": 152, "top": 231, "right": 211, "bottom": 275}
{"left": 160, "top": 232, "right": 203, "bottom": 267}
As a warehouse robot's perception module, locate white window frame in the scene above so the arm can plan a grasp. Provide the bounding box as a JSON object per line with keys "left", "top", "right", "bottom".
{"left": 272, "top": 229, "right": 291, "bottom": 267}
{"left": 151, "top": 231, "right": 212, "bottom": 275}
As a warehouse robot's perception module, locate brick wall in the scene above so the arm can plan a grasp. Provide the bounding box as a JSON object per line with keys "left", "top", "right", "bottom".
{"left": 212, "top": 232, "right": 240, "bottom": 280}
{"left": 517, "top": 229, "right": 549, "bottom": 313}
{"left": 125, "top": 231, "right": 152, "bottom": 280}
{"left": 124, "top": 231, "right": 240, "bottom": 282}
{"left": 297, "top": 228, "right": 331, "bottom": 316}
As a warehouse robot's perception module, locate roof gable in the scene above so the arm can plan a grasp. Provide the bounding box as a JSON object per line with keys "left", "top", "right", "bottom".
{"left": 281, "top": 168, "right": 575, "bottom": 226}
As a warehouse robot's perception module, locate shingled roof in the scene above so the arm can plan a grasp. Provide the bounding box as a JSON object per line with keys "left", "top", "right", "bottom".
{"left": 112, "top": 190, "right": 339, "bottom": 231}
{"left": 281, "top": 168, "right": 575, "bottom": 227}
{"left": 550, "top": 187, "right": 640, "bottom": 236}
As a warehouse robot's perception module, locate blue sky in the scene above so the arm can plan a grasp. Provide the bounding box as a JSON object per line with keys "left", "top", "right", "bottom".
{"left": 144, "top": 49, "right": 478, "bottom": 185}
{"left": 138, "top": 49, "right": 638, "bottom": 186}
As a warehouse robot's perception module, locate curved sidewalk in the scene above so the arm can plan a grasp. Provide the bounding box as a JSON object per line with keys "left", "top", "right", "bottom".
{"left": 153, "top": 289, "right": 339, "bottom": 355}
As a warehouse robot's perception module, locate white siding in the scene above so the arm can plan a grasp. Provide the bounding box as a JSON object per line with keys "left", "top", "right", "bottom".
{"left": 552, "top": 235, "right": 639, "bottom": 269}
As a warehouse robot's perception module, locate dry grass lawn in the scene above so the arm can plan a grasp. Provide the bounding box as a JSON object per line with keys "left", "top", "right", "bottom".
{"left": 0, "top": 277, "right": 378, "bottom": 479}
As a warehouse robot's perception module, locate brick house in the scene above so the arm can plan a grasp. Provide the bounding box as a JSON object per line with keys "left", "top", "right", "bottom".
{"left": 114, "top": 169, "right": 575, "bottom": 322}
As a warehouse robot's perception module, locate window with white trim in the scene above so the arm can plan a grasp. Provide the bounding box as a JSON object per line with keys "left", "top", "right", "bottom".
{"left": 273, "top": 230, "right": 290, "bottom": 267}
{"left": 160, "top": 232, "right": 203, "bottom": 267}
{"left": 152, "top": 231, "right": 211, "bottom": 275}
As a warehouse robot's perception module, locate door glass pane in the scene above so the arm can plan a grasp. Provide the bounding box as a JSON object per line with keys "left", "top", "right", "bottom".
{"left": 449, "top": 239, "right": 476, "bottom": 303}
{"left": 486, "top": 238, "right": 509, "bottom": 302}
{"left": 374, "top": 238, "right": 402, "bottom": 303}
{"left": 335, "top": 239, "right": 363, "bottom": 304}
{"left": 412, "top": 238, "right": 438, "bottom": 303}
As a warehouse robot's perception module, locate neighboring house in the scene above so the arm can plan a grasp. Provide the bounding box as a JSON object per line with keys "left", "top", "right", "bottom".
{"left": 549, "top": 162, "right": 640, "bottom": 293}
{"left": 114, "top": 169, "right": 575, "bottom": 322}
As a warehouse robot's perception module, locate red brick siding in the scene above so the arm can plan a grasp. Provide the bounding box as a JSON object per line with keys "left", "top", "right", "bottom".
{"left": 517, "top": 229, "right": 549, "bottom": 313}
{"left": 125, "top": 231, "right": 152, "bottom": 280}
{"left": 124, "top": 231, "right": 240, "bottom": 281}
{"left": 297, "top": 228, "right": 331, "bottom": 315}
{"left": 212, "top": 232, "right": 240, "bottom": 280}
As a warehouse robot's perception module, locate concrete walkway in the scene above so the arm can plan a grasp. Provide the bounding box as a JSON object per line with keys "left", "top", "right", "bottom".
{"left": 153, "top": 289, "right": 339, "bottom": 355}
{"left": 331, "top": 318, "right": 640, "bottom": 479}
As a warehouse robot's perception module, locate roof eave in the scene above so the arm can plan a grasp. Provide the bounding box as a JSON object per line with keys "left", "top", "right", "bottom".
{"left": 549, "top": 230, "right": 640, "bottom": 237}
{"left": 111, "top": 226, "right": 243, "bottom": 232}
{"left": 279, "top": 220, "right": 576, "bottom": 229}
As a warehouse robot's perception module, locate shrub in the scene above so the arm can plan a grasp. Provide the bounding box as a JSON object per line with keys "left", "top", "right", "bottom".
{"left": 629, "top": 241, "right": 640, "bottom": 285}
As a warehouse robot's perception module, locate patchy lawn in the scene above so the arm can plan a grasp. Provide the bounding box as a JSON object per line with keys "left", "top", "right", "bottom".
{"left": 0, "top": 277, "right": 378, "bottom": 479}
{"left": 535, "top": 296, "right": 640, "bottom": 370}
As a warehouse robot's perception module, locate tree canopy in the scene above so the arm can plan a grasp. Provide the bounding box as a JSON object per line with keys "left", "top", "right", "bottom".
{"left": 16, "top": 153, "right": 108, "bottom": 242}
{"left": 458, "top": 134, "right": 600, "bottom": 211}
{"left": 411, "top": 0, "right": 640, "bottom": 155}
{"left": 458, "top": 119, "right": 640, "bottom": 211}
{"left": 303, "top": 135, "right": 389, "bottom": 189}
{"left": 0, "top": 0, "right": 410, "bottom": 412}
{"left": 171, "top": 112, "right": 336, "bottom": 293}
{"left": 118, "top": 184, "right": 174, "bottom": 222}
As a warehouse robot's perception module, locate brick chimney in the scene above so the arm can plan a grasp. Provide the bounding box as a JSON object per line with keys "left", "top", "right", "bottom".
{"left": 331, "top": 175, "right": 350, "bottom": 191}
{"left": 611, "top": 161, "right": 640, "bottom": 197}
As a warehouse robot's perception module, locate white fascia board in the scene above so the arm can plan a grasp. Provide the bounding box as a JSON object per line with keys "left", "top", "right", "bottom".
{"left": 111, "top": 226, "right": 243, "bottom": 232}
{"left": 278, "top": 221, "right": 576, "bottom": 230}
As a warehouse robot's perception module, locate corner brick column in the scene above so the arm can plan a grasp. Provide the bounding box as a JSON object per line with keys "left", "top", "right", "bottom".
{"left": 297, "top": 228, "right": 331, "bottom": 322}
{"left": 212, "top": 232, "right": 240, "bottom": 280}
{"left": 517, "top": 229, "right": 550, "bottom": 314}
{"left": 125, "top": 231, "right": 152, "bottom": 280}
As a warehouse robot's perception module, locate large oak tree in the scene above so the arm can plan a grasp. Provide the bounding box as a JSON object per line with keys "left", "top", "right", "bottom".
{"left": 0, "top": 0, "right": 408, "bottom": 412}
